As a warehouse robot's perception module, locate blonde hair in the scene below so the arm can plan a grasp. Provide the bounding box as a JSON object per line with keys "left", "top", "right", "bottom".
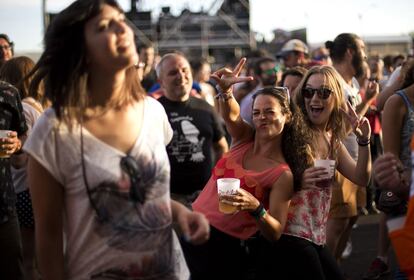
{"left": 294, "top": 65, "right": 347, "bottom": 142}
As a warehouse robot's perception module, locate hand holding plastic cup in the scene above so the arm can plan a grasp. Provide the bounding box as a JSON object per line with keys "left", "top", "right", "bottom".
{"left": 0, "top": 130, "right": 11, "bottom": 158}
{"left": 217, "top": 178, "right": 240, "bottom": 214}
{"left": 314, "top": 159, "right": 335, "bottom": 187}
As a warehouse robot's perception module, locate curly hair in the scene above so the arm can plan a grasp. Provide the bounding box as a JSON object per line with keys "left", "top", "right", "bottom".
{"left": 294, "top": 65, "right": 348, "bottom": 158}
{"left": 252, "top": 87, "right": 313, "bottom": 191}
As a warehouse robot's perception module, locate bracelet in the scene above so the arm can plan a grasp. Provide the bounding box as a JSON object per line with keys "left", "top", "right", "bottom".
{"left": 214, "top": 85, "right": 233, "bottom": 101}
{"left": 249, "top": 203, "right": 266, "bottom": 220}
{"left": 356, "top": 137, "right": 370, "bottom": 146}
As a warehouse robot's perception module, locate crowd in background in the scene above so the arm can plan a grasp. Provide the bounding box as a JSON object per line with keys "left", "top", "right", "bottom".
{"left": 0, "top": 0, "right": 414, "bottom": 279}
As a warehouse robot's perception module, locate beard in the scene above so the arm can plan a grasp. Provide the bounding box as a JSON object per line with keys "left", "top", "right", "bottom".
{"left": 261, "top": 76, "right": 277, "bottom": 87}
{"left": 352, "top": 52, "right": 365, "bottom": 78}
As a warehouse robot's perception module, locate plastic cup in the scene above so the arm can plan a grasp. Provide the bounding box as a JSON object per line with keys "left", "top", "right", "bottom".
{"left": 217, "top": 178, "right": 240, "bottom": 214}
{"left": 314, "top": 159, "right": 335, "bottom": 187}
{"left": 0, "top": 130, "right": 11, "bottom": 158}
{"left": 0, "top": 130, "right": 10, "bottom": 138}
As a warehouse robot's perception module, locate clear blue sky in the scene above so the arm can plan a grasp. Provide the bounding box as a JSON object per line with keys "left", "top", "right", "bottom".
{"left": 1, "top": 0, "right": 414, "bottom": 52}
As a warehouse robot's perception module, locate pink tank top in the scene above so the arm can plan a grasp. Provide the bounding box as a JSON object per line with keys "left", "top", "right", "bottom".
{"left": 192, "top": 141, "right": 290, "bottom": 240}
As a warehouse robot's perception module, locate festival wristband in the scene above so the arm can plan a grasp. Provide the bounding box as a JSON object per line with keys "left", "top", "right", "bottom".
{"left": 249, "top": 203, "right": 266, "bottom": 220}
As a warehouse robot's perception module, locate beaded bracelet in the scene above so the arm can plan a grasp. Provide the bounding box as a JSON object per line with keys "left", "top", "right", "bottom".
{"left": 249, "top": 203, "right": 266, "bottom": 220}
{"left": 356, "top": 137, "right": 370, "bottom": 146}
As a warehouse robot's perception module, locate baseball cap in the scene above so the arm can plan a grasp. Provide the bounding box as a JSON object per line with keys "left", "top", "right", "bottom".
{"left": 277, "top": 39, "right": 309, "bottom": 58}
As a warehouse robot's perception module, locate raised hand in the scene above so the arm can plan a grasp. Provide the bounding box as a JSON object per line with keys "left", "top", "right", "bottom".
{"left": 365, "top": 80, "right": 379, "bottom": 101}
{"left": 341, "top": 101, "right": 371, "bottom": 140}
{"left": 210, "top": 58, "right": 254, "bottom": 97}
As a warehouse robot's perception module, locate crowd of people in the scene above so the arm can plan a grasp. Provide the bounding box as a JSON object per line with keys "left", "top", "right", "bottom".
{"left": 0, "top": 0, "right": 414, "bottom": 279}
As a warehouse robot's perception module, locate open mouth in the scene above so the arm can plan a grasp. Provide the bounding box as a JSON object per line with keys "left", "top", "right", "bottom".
{"left": 309, "top": 105, "right": 324, "bottom": 118}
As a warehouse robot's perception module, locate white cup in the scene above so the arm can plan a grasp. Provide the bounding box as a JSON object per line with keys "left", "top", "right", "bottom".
{"left": 314, "top": 159, "right": 335, "bottom": 179}
{"left": 0, "top": 130, "right": 11, "bottom": 138}
{"left": 217, "top": 178, "right": 240, "bottom": 214}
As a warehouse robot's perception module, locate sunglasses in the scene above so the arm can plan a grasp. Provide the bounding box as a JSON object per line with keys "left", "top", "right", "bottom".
{"left": 263, "top": 65, "right": 281, "bottom": 75}
{"left": 0, "top": 45, "right": 11, "bottom": 51}
{"left": 80, "top": 127, "right": 149, "bottom": 224}
{"left": 120, "top": 155, "right": 146, "bottom": 203}
{"left": 302, "top": 87, "right": 333, "bottom": 99}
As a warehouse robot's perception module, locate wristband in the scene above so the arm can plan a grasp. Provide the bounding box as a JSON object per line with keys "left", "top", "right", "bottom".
{"left": 214, "top": 85, "right": 233, "bottom": 101}
{"left": 356, "top": 137, "right": 370, "bottom": 146}
{"left": 249, "top": 203, "right": 266, "bottom": 220}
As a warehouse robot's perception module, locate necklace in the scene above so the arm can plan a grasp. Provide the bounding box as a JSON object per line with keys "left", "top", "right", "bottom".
{"left": 313, "top": 130, "right": 332, "bottom": 160}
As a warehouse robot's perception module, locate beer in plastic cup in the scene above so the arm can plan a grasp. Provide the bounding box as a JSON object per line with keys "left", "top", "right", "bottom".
{"left": 217, "top": 178, "right": 240, "bottom": 214}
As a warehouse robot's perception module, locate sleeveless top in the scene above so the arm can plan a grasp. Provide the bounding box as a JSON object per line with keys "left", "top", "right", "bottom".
{"left": 396, "top": 90, "right": 414, "bottom": 170}
{"left": 388, "top": 136, "right": 414, "bottom": 277}
{"left": 192, "top": 141, "right": 290, "bottom": 240}
{"left": 284, "top": 135, "right": 337, "bottom": 245}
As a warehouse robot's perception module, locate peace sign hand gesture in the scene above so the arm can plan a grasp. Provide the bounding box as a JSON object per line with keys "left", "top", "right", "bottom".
{"left": 210, "top": 58, "right": 254, "bottom": 99}
{"left": 341, "top": 101, "right": 371, "bottom": 140}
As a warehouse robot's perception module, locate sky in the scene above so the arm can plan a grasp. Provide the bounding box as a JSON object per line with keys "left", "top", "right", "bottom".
{"left": 1, "top": 0, "right": 414, "bottom": 53}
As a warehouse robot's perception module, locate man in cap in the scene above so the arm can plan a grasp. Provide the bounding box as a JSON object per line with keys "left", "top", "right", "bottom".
{"left": 278, "top": 39, "right": 310, "bottom": 68}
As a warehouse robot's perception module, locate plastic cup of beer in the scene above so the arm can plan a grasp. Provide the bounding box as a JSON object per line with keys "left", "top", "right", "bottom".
{"left": 314, "top": 159, "right": 335, "bottom": 187}
{"left": 0, "top": 130, "right": 11, "bottom": 158}
{"left": 217, "top": 178, "right": 240, "bottom": 214}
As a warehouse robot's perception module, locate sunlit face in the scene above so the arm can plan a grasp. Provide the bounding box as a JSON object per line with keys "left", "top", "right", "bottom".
{"left": 283, "top": 75, "right": 302, "bottom": 98}
{"left": 252, "top": 95, "right": 287, "bottom": 139}
{"left": 352, "top": 38, "right": 367, "bottom": 77}
{"left": 139, "top": 46, "right": 155, "bottom": 67}
{"left": 283, "top": 52, "right": 299, "bottom": 68}
{"left": 303, "top": 73, "right": 335, "bottom": 129}
{"left": 198, "top": 63, "right": 211, "bottom": 83}
{"left": 159, "top": 55, "right": 193, "bottom": 101}
{"left": 0, "top": 38, "right": 13, "bottom": 64}
{"left": 84, "top": 4, "right": 138, "bottom": 72}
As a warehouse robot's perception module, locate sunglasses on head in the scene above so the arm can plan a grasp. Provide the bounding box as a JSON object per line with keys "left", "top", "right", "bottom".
{"left": 253, "top": 86, "right": 290, "bottom": 104}
{"left": 274, "top": 86, "right": 290, "bottom": 104}
{"left": 302, "top": 87, "right": 333, "bottom": 100}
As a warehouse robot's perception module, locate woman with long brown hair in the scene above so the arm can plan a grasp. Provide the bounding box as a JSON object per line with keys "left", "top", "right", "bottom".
{"left": 24, "top": 1, "right": 209, "bottom": 279}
